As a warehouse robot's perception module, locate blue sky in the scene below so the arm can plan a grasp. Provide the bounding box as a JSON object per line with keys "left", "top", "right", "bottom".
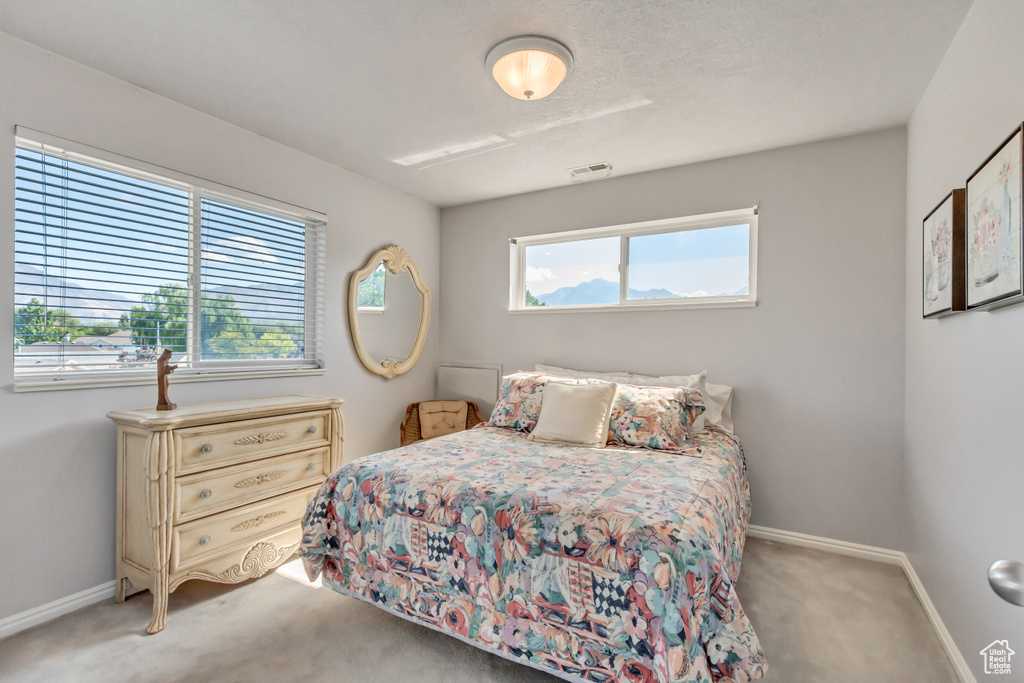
{"left": 524, "top": 223, "right": 749, "bottom": 298}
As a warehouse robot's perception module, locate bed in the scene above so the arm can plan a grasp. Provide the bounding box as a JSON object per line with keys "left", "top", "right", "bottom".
{"left": 299, "top": 405, "right": 767, "bottom": 682}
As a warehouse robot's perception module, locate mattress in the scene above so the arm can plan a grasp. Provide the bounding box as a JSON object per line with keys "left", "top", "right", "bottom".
{"left": 299, "top": 425, "right": 766, "bottom": 682}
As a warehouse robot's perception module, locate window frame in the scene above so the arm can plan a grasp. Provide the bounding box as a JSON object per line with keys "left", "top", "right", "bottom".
{"left": 13, "top": 127, "right": 327, "bottom": 392}
{"left": 508, "top": 207, "right": 758, "bottom": 313}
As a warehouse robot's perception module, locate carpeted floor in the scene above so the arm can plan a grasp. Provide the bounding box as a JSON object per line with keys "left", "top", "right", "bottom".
{"left": 0, "top": 538, "right": 958, "bottom": 683}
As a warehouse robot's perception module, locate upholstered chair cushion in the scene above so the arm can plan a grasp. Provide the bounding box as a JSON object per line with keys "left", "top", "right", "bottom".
{"left": 418, "top": 400, "right": 470, "bottom": 439}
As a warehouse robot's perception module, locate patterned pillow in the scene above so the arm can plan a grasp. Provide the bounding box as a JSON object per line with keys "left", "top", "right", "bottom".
{"left": 607, "top": 384, "right": 705, "bottom": 453}
{"left": 487, "top": 373, "right": 548, "bottom": 432}
{"left": 680, "top": 389, "right": 707, "bottom": 434}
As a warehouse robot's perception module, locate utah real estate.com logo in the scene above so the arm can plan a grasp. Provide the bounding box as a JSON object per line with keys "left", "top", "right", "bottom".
{"left": 980, "top": 640, "right": 1014, "bottom": 675}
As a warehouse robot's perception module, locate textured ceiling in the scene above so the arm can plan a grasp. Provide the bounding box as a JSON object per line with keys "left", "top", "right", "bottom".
{"left": 0, "top": 0, "right": 971, "bottom": 207}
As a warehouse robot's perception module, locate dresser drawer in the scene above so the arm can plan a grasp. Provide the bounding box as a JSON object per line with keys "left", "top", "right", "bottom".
{"left": 173, "top": 486, "right": 317, "bottom": 571}
{"left": 176, "top": 410, "right": 330, "bottom": 474}
{"left": 175, "top": 447, "right": 329, "bottom": 522}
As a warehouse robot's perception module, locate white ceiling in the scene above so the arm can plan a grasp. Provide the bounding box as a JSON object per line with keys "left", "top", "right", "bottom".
{"left": 0, "top": 0, "right": 972, "bottom": 207}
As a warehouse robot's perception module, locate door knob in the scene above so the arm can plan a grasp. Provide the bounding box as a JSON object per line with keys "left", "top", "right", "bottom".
{"left": 988, "top": 560, "right": 1024, "bottom": 606}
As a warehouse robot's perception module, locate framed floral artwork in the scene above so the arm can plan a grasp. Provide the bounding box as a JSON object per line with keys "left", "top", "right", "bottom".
{"left": 923, "top": 190, "right": 966, "bottom": 318}
{"left": 966, "top": 124, "right": 1024, "bottom": 310}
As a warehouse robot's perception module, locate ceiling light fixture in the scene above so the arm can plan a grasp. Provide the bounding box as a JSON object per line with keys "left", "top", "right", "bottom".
{"left": 485, "top": 35, "right": 574, "bottom": 101}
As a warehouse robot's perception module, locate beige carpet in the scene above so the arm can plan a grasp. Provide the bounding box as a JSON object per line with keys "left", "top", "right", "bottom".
{"left": 0, "top": 538, "right": 958, "bottom": 683}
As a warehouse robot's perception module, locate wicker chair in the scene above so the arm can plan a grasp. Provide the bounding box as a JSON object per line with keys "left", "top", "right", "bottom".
{"left": 401, "top": 400, "right": 484, "bottom": 446}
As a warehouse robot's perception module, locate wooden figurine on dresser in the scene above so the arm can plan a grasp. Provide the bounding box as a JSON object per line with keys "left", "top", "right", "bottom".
{"left": 156, "top": 349, "right": 177, "bottom": 411}
{"left": 108, "top": 394, "right": 344, "bottom": 633}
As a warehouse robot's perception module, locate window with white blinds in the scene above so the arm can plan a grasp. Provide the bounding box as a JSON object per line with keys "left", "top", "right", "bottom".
{"left": 13, "top": 134, "right": 326, "bottom": 389}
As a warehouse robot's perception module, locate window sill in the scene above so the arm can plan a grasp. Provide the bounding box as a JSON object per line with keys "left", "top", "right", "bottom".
{"left": 508, "top": 299, "right": 756, "bottom": 314}
{"left": 13, "top": 366, "right": 326, "bottom": 393}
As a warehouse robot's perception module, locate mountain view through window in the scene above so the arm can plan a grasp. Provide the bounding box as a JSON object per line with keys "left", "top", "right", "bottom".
{"left": 521, "top": 221, "right": 751, "bottom": 308}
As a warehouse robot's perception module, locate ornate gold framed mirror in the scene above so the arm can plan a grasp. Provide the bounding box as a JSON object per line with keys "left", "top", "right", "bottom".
{"left": 349, "top": 245, "right": 431, "bottom": 379}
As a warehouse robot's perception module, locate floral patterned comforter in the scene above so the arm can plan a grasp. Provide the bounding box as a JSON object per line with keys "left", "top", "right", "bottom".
{"left": 299, "top": 426, "right": 766, "bottom": 682}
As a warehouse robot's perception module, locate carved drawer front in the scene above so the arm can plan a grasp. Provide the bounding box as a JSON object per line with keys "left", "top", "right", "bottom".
{"left": 176, "top": 410, "right": 330, "bottom": 474}
{"left": 176, "top": 447, "right": 329, "bottom": 522}
{"left": 173, "top": 486, "right": 317, "bottom": 571}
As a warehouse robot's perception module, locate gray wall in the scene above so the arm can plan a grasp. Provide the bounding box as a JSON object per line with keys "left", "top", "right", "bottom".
{"left": 440, "top": 128, "right": 908, "bottom": 550}
{"left": 904, "top": 0, "right": 1024, "bottom": 673}
{"left": 0, "top": 33, "right": 440, "bottom": 621}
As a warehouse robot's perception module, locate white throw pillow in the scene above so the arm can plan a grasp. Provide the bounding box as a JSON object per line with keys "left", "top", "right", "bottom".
{"left": 528, "top": 380, "right": 617, "bottom": 447}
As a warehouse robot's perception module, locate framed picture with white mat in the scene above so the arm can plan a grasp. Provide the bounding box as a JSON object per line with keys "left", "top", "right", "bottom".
{"left": 922, "top": 189, "right": 965, "bottom": 318}
{"left": 966, "top": 124, "right": 1024, "bottom": 311}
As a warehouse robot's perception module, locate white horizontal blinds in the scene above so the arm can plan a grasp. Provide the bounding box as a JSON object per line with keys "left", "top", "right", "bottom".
{"left": 14, "top": 145, "right": 190, "bottom": 376}
{"left": 306, "top": 222, "right": 327, "bottom": 367}
{"left": 198, "top": 198, "right": 313, "bottom": 367}
{"left": 13, "top": 135, "right": 326, "bottom": 386}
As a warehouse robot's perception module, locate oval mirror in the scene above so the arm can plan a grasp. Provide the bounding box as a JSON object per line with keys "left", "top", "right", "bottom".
{"left": 349, "top": 245, "right": 431, "bottom": 379}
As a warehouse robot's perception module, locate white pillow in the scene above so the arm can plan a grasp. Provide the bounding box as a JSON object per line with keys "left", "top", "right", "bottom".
{"left": 534, "top": 364, "right": 632, "bottom": 383}
{"left": 533, "top": 364, "right": 734, "bottom": 434}
{"left": 703, "top": 383, "right": 734, "bottom": 433}
{"left": 528, "top": 380, "right": 617, "bottom": 447}
{"left": 628, "top": 371, "right": 734, "bottom": 434}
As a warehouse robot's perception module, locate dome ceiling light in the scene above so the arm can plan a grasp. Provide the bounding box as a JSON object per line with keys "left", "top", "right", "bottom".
{"left": 485, "top": 35, "right": 574, "bottom": 101}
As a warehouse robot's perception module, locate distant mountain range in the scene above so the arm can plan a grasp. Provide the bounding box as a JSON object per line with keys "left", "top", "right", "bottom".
{"left": 533, "top": 278, "right": 747, "bottom": 306}
{"left": 535, "top": 279, "right": 671, "bottom": 306}
{"left": 16, "top": 265, "right": 301, "bottom": 324}
{"left": 16, "top": 265, "right": 133, "bottom": 322}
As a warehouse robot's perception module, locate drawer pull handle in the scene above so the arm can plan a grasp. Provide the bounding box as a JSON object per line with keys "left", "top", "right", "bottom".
{"left": 234, "top": 471, "right": 286, "bottom": 489}
{"left": 200, "top": 489, "right": 212, "bottom": 500}
{"left": 307, "top": 463, "right": 316, "bottom": 471}
{"left": 200, "top": 535, "right": 211, "bottom": 546}
{"left": 231, "top": 511, "right": 287, "bottom": 533}
{"left": 201, "top": 443, "right": 213, "bottom": 454}
{"left": 307, "top": 426, "right": 317, "bottom": 434}
{"left": 234, "top": 432, "right": 287, "bottom": 446}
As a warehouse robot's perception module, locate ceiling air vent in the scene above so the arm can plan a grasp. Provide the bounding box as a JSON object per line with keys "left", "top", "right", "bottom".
{"left": 569, "top": 162, "right": 613, "bottom": 183}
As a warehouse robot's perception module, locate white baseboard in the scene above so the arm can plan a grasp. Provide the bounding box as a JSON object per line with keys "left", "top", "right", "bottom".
{"left": 899, "top": 555, "right": 977, "bottom": 683}
{"left": 747, "top": 524, "right": 976, "bottom": 683}
{"left": 748, "top": 524, "right": 904, "bottom": 565}
{"left": 0, "top": 580, "right": 116, "bottom": 641}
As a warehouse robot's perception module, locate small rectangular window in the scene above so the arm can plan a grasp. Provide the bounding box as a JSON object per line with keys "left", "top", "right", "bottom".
{"left": 510, "top": 208, "right": 757, "bottom": 312}
{"left": 14, "top": 132, "right": 326, "bottom": 389}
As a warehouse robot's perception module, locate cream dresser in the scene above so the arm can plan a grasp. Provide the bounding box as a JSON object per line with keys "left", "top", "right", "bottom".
{"left": 108, "top": 395, "right": 344, "bottom": 634}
